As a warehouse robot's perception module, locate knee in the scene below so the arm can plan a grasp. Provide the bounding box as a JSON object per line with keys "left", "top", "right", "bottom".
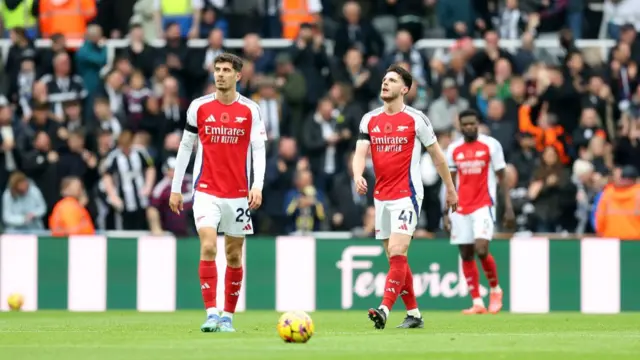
{"left": 387, "top": 243, "right": 409, "bottom": 257}
{"left": 200, "top": 239, "right": 217, "bottom": 259}
{"left": 459, "top": 246, "right": 475, "bottom": 261}
{"left": 475, "top": 243, "right": 489, "bottom": 259}
{"left": 225, "top": 243, "right": 243, "bottom": 267}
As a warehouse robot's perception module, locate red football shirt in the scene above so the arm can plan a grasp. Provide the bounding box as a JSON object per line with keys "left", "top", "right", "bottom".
{"left": 446, "top": 134, "right": 506, "bottom": 215}
{"left": 187, "top": 93, "right": 267, "bottom": 198}
{"left": 359, "top": 105, "right": 437, "bottom": 201}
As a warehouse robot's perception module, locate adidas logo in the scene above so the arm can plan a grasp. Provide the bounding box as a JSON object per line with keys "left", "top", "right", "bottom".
{"left": 371, "top": 126, "right": 381, "bottom": 133}
{"left": 205, "top": 115, "right": 216, "bottom": 123}
{"left": 243, "top": 224, "right": 252, "bottom": 231}
{"left": 230, "top": 291, "right": 240, "bottom": 297}
{"left": 399, "top": 223, "right": 408, "bottom": 231}
{"left": 201, "top": 283, "right": 210, "bottom": 290}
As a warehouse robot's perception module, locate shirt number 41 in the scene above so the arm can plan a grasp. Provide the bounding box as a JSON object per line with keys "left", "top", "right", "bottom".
{"left": 398, "top": 210, "right": 414, "bottom": 224}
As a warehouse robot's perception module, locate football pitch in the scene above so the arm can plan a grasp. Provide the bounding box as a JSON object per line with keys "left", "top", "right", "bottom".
{"left": 0, "top": 311, "right": 639, "bottom": 359}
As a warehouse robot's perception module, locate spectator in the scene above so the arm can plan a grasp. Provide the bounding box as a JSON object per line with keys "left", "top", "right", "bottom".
{"left": 2, "top": 172, "right": 47, "bottom": 232}
{"left": 334, "top": 1, "right": 384, "bottom": 64}
{"left": 328, "top": 151, "right": 373, "bottom": 231}
{"left": 289, "top": 22, "right": 331, "bottom": 111}
{"left": 49, "top": 176, "right": 95, "bottom": 236}
{"left": 274, "top": 53, "right": 307, "bottom": 141}
{"left": 284, "top": 168, "right": 326, "bottom": 233}
{"left": 264, "top": 138, "right": 300, "bottom": 234}
{"left": 0, "top": 98, "right": 19, "bottom": 191}
{"left": 333, "top": 47, "right": 379, "bottom": 111}
{"left": 75, "top": 25, "right": 107, "bottom": 94}
{"left": 252, "top": 77, "right": 283, "bottom": 153}
{"left": 100, "top": 129, "right": 156, "bottom": 230}
{"left": 302, "top": 97, "right": 350, "bottom": 190}
{"left": 92, "top": 97, "right": 123, "bottom": 140}
{"left": 40, "top": 52, "right": 87, "bottom": 119}
{"left": 242, "top": 33, "right": 276, "bottom": 75}
{"left": 595, "top": 165, "right": 640, "bottom": 239}
{"left": 528, "top": 146, "right": 577, "bottom": 232}
{"left": 148, "top": 157, "right": 194, "bottom": 236}
{"left": 428, "top": 77, "right": 469, "bottom": 133}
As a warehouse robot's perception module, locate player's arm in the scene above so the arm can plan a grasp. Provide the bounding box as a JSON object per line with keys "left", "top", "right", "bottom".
{"left": 416, "top": 114, "right": 456, "bottom": 193}
{"left": 353, "top": 116, "right": 371, "bottom": 193}
{"left": 492, "top": 140, "right": 514, "bottom": 222}
{"left": 249, "top": 105, "right": 267, "bottom": 191}
{"left": 171, "top": 102, "right": 198, "bottom": 194}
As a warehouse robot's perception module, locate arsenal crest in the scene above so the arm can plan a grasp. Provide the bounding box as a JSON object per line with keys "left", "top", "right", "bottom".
{"left": 384, "top": 123, "right": 392, "bottom": 133}
{"left": 221, "top": 112, "right": 230, "bottom": 123}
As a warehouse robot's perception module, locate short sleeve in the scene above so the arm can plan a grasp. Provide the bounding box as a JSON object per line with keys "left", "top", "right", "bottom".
{"left": 446, "top": 145, "right": 457, "bottom": 172}
{"left": 137, "top": 147, "right": 154, "bottom": 169}
{"left": 415, "top": 113, "right": 437, "bottom": 147}
{"left": 358, "top": 114, "right": 371, "bottom": 142}
{"left": 490, "top": 138, "right": 506, "bottom": 171}
{"left": 185, "top": 101, "right": 198, "bottom": 134}
{"left": 250, "top": 103, "right": 267, "bottom": 142}
{"left": 101, "top": 151, "right": 118, "bottom": 175}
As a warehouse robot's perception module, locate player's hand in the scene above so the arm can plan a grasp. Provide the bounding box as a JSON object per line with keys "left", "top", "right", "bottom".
{"left": 169, "top": 192, "right": 184, "bottom": 215}
{"left": 354, "top": 175, "right": 368, "bottom": 195}
{"left": 503, "top": 206, "right": 516, "bottom": 231}
{"left": 442, "top": 214, "right": 452, "bottom": 234}
{"left": 248, "top": 188, "right": 263, "bottom": 210}
{"left": 445, "top": 188, "right": 458, "bottom": 212}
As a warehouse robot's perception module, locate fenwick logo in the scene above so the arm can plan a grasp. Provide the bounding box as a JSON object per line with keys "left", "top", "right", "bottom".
{"left": 336, "top": 246, "right": 488, "bottom": 309}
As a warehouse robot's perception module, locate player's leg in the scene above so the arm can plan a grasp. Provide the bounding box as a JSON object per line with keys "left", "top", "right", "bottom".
{"left": 217, "top": 235, "right": 244, "bottom": 332}
{"left": 368, "top": 199, "right": 414, "bottom": 329}
{"left": 367, "top": 200, "right": 391, "bottom": 329}
{"left": 381, "top": 239, "right": 423, "bottom": 329}
{"left": 450, "top": 211, "right": 486, "bottom": 314}
{"left": 217, "top": 198, "right": 253, "bottom": 332}
{"left": 473, "top": 207, "right": 502, "bottom": 314}
{"left": 193, "top": 193, "right": 224, "bottom": 332}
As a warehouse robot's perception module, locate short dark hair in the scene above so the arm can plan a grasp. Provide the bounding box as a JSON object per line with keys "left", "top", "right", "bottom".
{"left": 385, "top": 64, "right": 413, "bottom": 89}
{"left": 459, "top": 109, "right": 480, "bottom": 121}
{"left": 214, "top": 53, "right": 244, "bottom": 72}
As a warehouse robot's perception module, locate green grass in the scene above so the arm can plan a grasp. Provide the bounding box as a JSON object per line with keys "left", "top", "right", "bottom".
{"left": 0, "top": 311, "right": 639, "bottom": 359}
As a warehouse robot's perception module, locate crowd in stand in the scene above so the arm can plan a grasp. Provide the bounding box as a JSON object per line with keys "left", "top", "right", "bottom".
{"left": 1, "top": 0, "right": 640, "bottom": 238}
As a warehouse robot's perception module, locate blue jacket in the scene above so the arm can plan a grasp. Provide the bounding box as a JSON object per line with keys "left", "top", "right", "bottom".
{"left": 75, "top": 42, "right": 107, "bottom": 94}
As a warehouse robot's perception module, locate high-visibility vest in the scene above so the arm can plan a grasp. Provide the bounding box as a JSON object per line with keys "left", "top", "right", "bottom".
{"left": 280, "top": 0, "right": 316, "bottom": 39}
{"left": 2, "top": 0, "right": 36, "bottom": 29}
{"left": 161, "top": 0, "right": 190, "bottom": 15}
{"left": 49, "top": 197, "right": 95, "bottom": 236}
{"left": 39, "top": 0, "right": 96, "bottom": 41}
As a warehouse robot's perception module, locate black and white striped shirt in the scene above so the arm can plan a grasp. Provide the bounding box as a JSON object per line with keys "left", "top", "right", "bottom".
{"left": 100, "top": 146, "right": 153, "bottom": 212}
{"left": 40, "top": 74, "right": 88, "bottom": 118}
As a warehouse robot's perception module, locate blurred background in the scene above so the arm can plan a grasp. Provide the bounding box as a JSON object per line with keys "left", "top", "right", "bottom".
{"left": 0, "top": 0, "right": 639, "bottom": 240}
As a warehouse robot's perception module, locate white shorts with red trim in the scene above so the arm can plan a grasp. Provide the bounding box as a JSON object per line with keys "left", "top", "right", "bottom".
{"left": 374, "top": 196, "right": 422, "bottom": 240}
{"left": 450, "top": 206, "right": 495, "bottom": 245}
{"left": 192, "top": 191, "right": 253, "bottom": 236}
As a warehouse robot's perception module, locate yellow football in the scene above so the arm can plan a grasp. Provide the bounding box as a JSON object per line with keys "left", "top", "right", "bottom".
{"left": 7, "top": 293, "right": 24, "bottom": 311}
{"left": 277, "top": 311, "right": 314, "bottom": 343}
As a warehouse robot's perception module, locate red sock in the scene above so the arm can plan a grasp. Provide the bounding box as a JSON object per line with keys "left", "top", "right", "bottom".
{"left": 401, "top": 265, "right": 418, "bottom": 311}
{"left": 381, "top": 255, "right": 407, "bottom": 310}
{"left": 462, "top": 259, "right": 481, "bottom": 299}
{"left": 224, "top": 266, "right": 244, "bottom": 313}
{"left": 480, "top": 253, "right": 499, "bottom": 288}
{"left": 199, "top": 260, "right": 217, "bottom": 309}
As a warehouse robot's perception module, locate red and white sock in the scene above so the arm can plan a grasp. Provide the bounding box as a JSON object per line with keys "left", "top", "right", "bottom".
{"left": 380, "top": 255, "right": 408, "bottom": 315}
{"left": 462, "top": 259, "right": 483, "bottom": 305}
{"left": 222, "top": 265, "right": 243, "bottom": 319}
{"left": 199, "top": 260, "right": 218, "bottom": 315}
{"left": 480, "top": 254, "right": 501, "bottom": 293}
{"left": 401, "top": 265, "right": 421, "bottom": 318}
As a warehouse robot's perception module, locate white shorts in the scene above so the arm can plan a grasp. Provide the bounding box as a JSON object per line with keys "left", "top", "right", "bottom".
{"left": 450, "top": 206, "right": 495, "bottom": 245}
{"left": 192, "top": 191, "right": 253, "bottom": 236}
{"left": 374, "top": 196, "right": 422, "bottom": 240}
